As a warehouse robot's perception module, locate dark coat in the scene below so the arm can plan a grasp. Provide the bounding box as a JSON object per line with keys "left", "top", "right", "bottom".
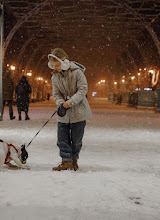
{"left": 3, "top": 72, "right": 14, "bottom": 100}
{"left": 15, "top": 76, "right": 32, "bottom": 111}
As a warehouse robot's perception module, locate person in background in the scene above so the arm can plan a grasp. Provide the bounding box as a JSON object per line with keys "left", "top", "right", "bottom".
{"left": 48, "top": 48, "right": 92, "bottom": 171}
{"left": 2, "top": 69, "right": 16, "bottom": 120}
{"left": 116, "top": 93, "right": 122, "bottom": 105}
{"left": 15, "top": 76, "right": 32, "bottom": 121}
{"left": 47, "top": 92, "right": 50, "bottom": 100}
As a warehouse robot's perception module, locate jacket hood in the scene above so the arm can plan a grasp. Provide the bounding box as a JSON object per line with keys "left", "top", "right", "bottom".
{"left": 70, "top": 61, "right": 86, "bottom": 73}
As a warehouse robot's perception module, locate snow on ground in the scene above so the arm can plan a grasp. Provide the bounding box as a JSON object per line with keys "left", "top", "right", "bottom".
{"left": 0, "top": 98, "right": 160, "bottom": 220}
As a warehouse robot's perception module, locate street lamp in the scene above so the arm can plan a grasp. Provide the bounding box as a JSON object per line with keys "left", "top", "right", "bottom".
{"left": 27, "top": 72, "right": 32, "bottom": 76}
{"left": 149, "top": 70, "right": 154, "bottom": 74}
{"left": 10, "top": 65, "right": 15, "bottom": 71}
{"left": 37, "top": 77, "right": 43, "bottom": 81}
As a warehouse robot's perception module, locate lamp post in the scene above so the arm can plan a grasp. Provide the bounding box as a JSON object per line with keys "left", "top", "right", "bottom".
{"left": 131, "top": 76, "right": 135, "bottom": 92}
{"left": 26, "top": 72, "right": 33, "bottom": 100}
{"left": 0, "top": 3, "right": 4, "bottom": 121}
{"left": 137, "top": 72, "right": 140, "bottom": 90}
{"left": 114, "top": 81, "right": 118, "bottom": 93}
{"left": 10, "top": 65, "right": 16, "bottom": 81}
{"left": 37, "top": 77, "right": 43, "bottom": 100}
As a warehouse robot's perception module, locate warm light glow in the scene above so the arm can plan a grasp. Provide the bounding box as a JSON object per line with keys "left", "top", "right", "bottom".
{"left": 114, "top": 82, "right": 117, "bottom": 85}
{"left": 45, "top": 80, "right": 48, "bottom": 83}
{"left": 139, "top": 68, "right": 142, "bottom": 71}
{"left": 101, "top": 80, "right": 105, "bottom": 83}
{"left": 144, "top": 68, "right": 147, "bottom": 70}
{"left": 138, "top": 73, "right": 141, "bottom": 76}
{"left": 131, "top": 76, "right": 135, "bottom": 80}
{"left": 10, "top": 65, "right": 15, "bottom": 70}
{"left": 7, "top": 64, "right": 9, "bottom": 67}
{"left": 92, "top": 92, "right": 97, "bottom": 97}
{"left": 27, "top": 72, "right": 32, "bottom": 76}
{"left": 149, "top": 70, "right": 154, "bottom": 74}
{"left": 122, "top": 79, "right": 125, "bottom": 83}
{"left": 37, "top": 77, "right": 43, "bottom": 81}
{"left": 122, "top": 76, "right": 125, "bottom": 78}
{"left": 98, "top": 82, "right": 101, "bottom": 84}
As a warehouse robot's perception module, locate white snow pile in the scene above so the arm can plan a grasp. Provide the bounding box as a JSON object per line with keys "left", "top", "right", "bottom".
{"left": 0, "top": 99, "right": 160, "bottom": 220}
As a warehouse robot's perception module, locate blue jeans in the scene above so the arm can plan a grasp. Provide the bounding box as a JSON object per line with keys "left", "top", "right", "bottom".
{"left": 57, "top": 121, "right": 86, "bottom": 161}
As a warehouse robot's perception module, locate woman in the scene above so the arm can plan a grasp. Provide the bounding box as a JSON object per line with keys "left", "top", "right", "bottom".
{"left": 48, "top": 48, "right": 92, "bottom": 171}
{"left": 15, "top": 76, "right": 32, "bottom": 121}
{"left": 2, "top": 69, "right": 16, "bottom": 120}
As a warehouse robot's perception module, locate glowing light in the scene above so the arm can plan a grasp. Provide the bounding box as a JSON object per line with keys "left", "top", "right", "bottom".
{"left": 45, "top": 80, "right": 48, "bottom": 83}
{"left": 27, "top": 72, "right": 32, "bottom": 76}
{"left": 144, "top": 68, "right": 147, "bottom": 70}
{"left": 131, "top": 76, "right": 135, "bottom": 80}
{"left": 37, "top": 77, "right": 43, "bottom": 81}
{"left": 101, "top": 80, "right": 105, "bottom": 83}
{"left": 10, "top": 65, "right": 15, "bottom": 70}
{"left": 144, "top": 88, "right": 152, "bottom": 91}
{"left": 138, "top": 73, "right": 141, "bottom": 76}
{"left": 139, "top": 68, "right": 142, "bottom": 71}
{"left": 114, "top": 82, "right": 117, "bottom": 85}
{"left": 122, "top": 79, "right": 125, "bottom": 83}
{"left": 92, "top": 92, "right": 97, "bottom": 97}
{"left": 149, "top": 70, "right": 154, "bottom": 74}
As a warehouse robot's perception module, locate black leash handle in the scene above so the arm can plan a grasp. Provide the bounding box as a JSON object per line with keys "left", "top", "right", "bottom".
{"left": 26, "top": 109, "right": 57, "bottom": 148}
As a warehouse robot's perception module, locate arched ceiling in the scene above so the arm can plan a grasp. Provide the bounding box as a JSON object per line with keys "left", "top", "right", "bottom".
{"left": 2, "top": 0, "right": 160, "bottom": 82}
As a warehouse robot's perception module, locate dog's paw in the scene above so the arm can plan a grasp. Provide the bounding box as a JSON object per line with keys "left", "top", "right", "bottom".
{"left": 7, "top": 166, "right": 19, "bottom": 170}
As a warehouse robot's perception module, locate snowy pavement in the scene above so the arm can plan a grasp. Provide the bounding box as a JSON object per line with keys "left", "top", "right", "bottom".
{"left": 0, "top": 99, "right": 160, "bottom": 220}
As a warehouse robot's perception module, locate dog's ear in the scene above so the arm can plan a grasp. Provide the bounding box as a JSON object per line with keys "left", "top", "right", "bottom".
{"left": 21, "top": 144, "right": 28, "bottom": 161}
{"left": 21, "top": 144, "right": 25, "bottom": 150}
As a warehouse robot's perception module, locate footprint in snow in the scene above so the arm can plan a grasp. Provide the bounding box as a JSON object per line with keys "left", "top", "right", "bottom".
{"left": 129, "top": 196, "right": 143, "bottom": 205}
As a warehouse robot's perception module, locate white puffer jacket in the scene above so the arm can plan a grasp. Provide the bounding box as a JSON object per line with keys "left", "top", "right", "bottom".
{"left": 51, "top": 62, "right": 92, "bottom": 123}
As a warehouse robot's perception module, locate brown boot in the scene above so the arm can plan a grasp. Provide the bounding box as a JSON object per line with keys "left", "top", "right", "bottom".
{"left": 73, "top": 160, "right": 79, "bottom": 171}
{"left": 52, "top": 161, "right": 74, "bottom": 171}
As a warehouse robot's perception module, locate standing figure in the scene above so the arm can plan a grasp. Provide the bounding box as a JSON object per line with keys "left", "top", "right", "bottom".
{"left": 47, "top": 93, "right": 50, "bottom": 100}
{"left": 48, "top": 48, "right": 92, "bottom": 171}
{"left": 2, "top": 69, "right": 16, "bottom": 120}
{"left": 15, "top": 76, "right": 32, "bottom": 121}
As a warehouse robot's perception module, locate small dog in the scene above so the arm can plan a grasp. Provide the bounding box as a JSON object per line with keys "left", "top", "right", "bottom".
{"left": 0, "top": 139, "right": 29, "bottom": 170}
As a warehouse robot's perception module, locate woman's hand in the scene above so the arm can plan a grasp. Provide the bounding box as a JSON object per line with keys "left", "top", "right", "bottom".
{"left": 62, "top": 101, "right": 72, "bottom": 108}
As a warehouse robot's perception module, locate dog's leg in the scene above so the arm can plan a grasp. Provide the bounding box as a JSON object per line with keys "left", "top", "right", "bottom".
{"left": 0, "top": 150, "right": 5, "bottom": 171}
{"left": 6, "top": 162, "right": 19, "bottom": 169}
{"left": 11, "top": 155, "right": 27, "bottom": 169}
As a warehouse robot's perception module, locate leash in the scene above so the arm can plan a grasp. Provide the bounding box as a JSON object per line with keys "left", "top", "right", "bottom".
{"left": 26, "top": 109, "right": 57, "bottom": 149}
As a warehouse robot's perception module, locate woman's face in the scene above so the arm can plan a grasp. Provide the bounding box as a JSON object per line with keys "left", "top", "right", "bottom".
{"left": 50, "top": 59, "right": 62, "bottom": 72}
